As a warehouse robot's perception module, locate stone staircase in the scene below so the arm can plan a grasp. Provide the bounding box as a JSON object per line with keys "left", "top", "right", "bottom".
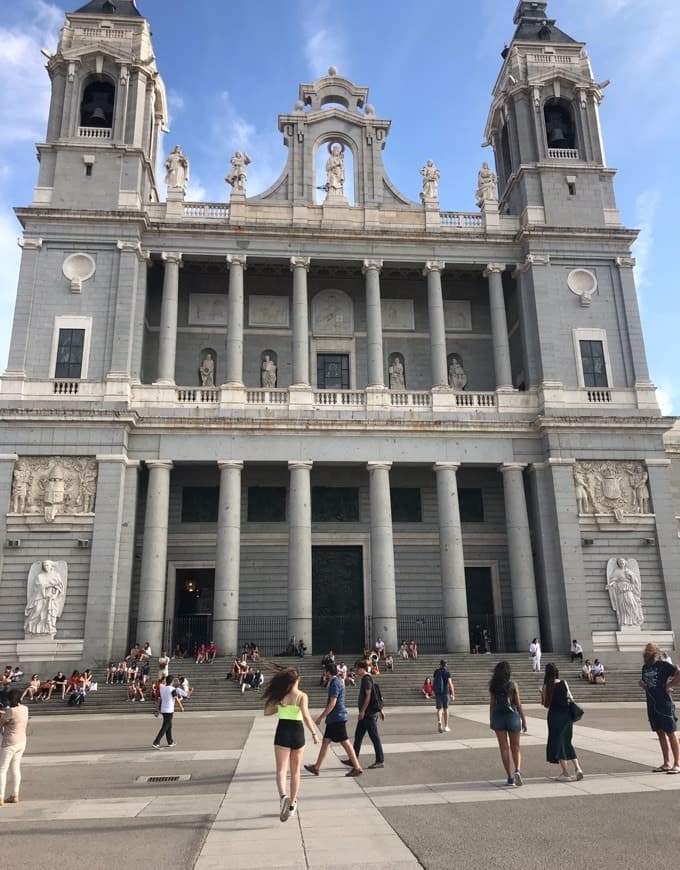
{"left": 24, "top": 653, "right": 645, "bottom": 716}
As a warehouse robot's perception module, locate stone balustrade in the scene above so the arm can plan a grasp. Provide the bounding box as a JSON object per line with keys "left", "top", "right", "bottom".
{"left": 183, "top": 202, "right": 230, "bottom": 219}
{"left": 439, "top": 212, "right": 484, "bottom": 228}
{"left": 547, "top": 148, "right": 579, "bottom": 160}
{"left": 78, "top": 127, "right": 112, "bottom": 139}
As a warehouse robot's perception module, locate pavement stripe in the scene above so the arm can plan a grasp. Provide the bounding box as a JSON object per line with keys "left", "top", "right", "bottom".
{"left": 22, "top": 749, "right": 241, "bottom": 766}
{"left": 0, "top": 793, "right": 224, "bottom": 822}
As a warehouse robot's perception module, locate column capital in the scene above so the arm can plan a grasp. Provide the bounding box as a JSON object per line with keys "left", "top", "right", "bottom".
{"left": 145, "top": 459, "right": 174, "bottom": 471}
{"left": 161, "top": 251, "right": 182, "bottom": 266}
{"left": 226, "top": 253, "right": 247, "bottom": 269}
{"left": 616, "top": 256, "right": 636, "bottom": 269}
{"left": 290, "top": 256, "right": 311, "bottom": 272}
{"left": 18, "top": 237, "right": 43, "bottom": 251}
{"left": 362, "top": 259, "right": 383, "bottom": 274}
{"left": 367, "top": 461, "right": 392, "bottom": 472}
{"left": 499, "top": 462, "right": 527, "bottom": 473}
{"left": 117, "top": 240, "right": 150, "bottom": 261}
{"left": 218, "top": 460, "right": 244, "bottom": 471}
{"left": 433, "top": 462, "right": 460, "bottom": 473}
{"left": 423, "top": 260, "right": 445, "bottom": 276}
{"left": 288, "top": 460, "right": 313, "bottom": 471}
{"left": 484, "top": 263, "right": 506, "bottom": 277}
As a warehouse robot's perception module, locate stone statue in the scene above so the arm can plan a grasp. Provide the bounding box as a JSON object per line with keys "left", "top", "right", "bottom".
{"left": 632, "top": 467, "right": 651, "bottom": 514}
{"left": 11, "top": 462, "right": 30, "bottom": 514}
{"left": 420, "top": 160, "right": 440, "bottom": 201}
{"left": 573, "top": 461, "right": 651, "bottom": 521}
{"left": 225, "top": 151, "right": 251, "bottom": 191}
{"left": 41, "top": 461, "right": 66, "bottom": 523}
{"left": 448, "top": 357, "right": 467, "bottom": 391}
{"left": 574, "top": 469, "right": 591, "bottom": 515}
{"left": 24, "top": 560, "right": 68, "bottom": 638}
{"left": 325, "top": 143, "right": 345, "bottom": 196}
{"left": 199, "top": 353, "right": 215, "bottom": 387}
{"left": 388, "top": 356, "right": 405, "bottom": 390}
{"left": 606, "top": 557, "right": 644, "bottom": 629}
{"left": 261, "top": 354, "right": 277, "bottom": 388}
{"left": 164, "top": 145, "right": 189, "bottom": 192}
{"left": 475, "top": 162, "right": 498, "bottom": 208}
{"left": 80, "top": 466, "right": 97, "bottom": 513}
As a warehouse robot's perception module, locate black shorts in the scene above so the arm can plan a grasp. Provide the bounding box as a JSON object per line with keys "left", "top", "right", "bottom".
{"left": 274, "top": 719, "right": 305, "bottom": 750}
{"left": 324, "top": 720, "right": 348, "bottom": 743}
{"left": 647, "top": 700, "right": 677, "bottom": 734}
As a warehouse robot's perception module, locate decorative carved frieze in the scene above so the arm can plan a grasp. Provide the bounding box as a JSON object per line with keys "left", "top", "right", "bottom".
{"left": 574, "top": 461, "right": 651, "bottom": 522}
{"left": 11, "top": 457, "right": 98, "bottom": 523}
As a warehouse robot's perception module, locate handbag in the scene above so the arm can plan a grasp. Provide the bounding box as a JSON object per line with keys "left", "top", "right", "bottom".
{"left": 564, "top": 680, "right": 584, "bottom": 722}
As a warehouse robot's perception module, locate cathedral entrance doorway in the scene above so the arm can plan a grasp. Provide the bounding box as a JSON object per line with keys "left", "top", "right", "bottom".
{"left": 465, "top": 565, "right": 513, "bottom": 652}
{"left": 172, "top": 568, "right": 214, "bottom": 655}
{"left": 312, "top": 546, "right": 365, "bottom": 654}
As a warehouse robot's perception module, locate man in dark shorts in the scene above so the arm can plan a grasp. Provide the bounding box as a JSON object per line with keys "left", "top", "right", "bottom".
{"left": 304, "top": 663, "right": 362, "bottom": 777}
{"left": 433, "top": 659, "right": 455, "bottom": 733}
{"left": 640, "top": 642, "right": 680, "bottom": 773}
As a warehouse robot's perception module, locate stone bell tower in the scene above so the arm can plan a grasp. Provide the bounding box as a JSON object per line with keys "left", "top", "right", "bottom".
{"left": 33, "top": 0, "right": 167, "bottom": 211}
{"left": 484, "top": 0, "right": 620, "bottom": 229}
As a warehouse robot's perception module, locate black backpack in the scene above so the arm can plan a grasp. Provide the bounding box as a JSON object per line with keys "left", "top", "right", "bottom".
{"left": 367, "top": 676, "right": 384, "bottom": 712}
{"left": 68, "top": 692, "right": 85, "bottom": 707}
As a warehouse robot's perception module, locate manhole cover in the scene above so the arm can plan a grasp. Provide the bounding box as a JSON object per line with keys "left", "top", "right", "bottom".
{"left": 136, "top": 774, "right": 191, "bottom": 784}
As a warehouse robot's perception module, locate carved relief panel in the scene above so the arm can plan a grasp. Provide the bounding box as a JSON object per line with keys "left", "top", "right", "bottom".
{"left": 11, "top": 457, "right": 98, "bottom": 523}
{"left": 573, "top": 461, "right": 651, "bottom": 522}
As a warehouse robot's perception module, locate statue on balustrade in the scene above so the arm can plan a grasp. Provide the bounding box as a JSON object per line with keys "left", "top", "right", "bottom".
{"left": 226, "top": 151, "right": 251, "bottom": 191}
{"left": 199, "top": 353, "right": 215, "bottom": 387}
{"left": 165, "top": 145, "right": 189, "bottom": 192}
{"left": 24, "top": 560, "right": 68, "bottom": 638}
{"left": 420, "top": 160, "right": 440, "bottom": 201}
{"left": 261, "top": 353, "right": 278, "bottom": 388}
{"left": 447, "top": 355, "right": 467, "bottom": 391}
{"left": 475, "top": 162, "right": 498, "bottom": 208}
{"left": 388, "top": 354, "right": 405, "bottom": 390}
{"left": 325, "top": 143, "right": 345, "bottom": 197}
{"left": 606, "top": 557, "right": 644, "bottom": 629}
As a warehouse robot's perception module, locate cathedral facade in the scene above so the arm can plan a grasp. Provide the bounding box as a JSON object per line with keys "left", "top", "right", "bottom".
{"left": 0, "top": 0, "right": 677, "bottom": 665}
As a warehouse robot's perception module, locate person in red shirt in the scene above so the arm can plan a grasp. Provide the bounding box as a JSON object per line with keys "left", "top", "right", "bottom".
{"left": 206, "top": 642, "right": 217, "bottom": 663}
{"left": 195, "top": 644, "right": 207, "bottom": 664}
{"left": 422, "top": 677, "right": 434, "bottom": 699}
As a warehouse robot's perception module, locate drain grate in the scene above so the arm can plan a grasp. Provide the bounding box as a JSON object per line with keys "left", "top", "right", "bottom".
{"left": 136, "top": 774, "right": 191, "bottom": 784}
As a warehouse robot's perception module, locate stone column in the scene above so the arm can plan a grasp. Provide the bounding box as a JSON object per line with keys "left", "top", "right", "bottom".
{"left": 290, "top": 257, "right": 311, "bottom": 385}
{"left": 137, "top": 460, "right": 173, "bottom": 651}
{"left": 424, "top": 261, "right": 448, "bottom": 388}
{"left": 485, "top": 264, "right": 513, "bottom": 391}
{"left": 500, "top": 463, "right": 540, "bottom": 649}
{"left": 368, "top": 462, "right": 398, "bottom": 652}
{"left": 213, "top": 461, "right": 243, "bottom": 656}
{"left": 434, "top": 462, "right": 469, "bottom": 652}
{"left": 288, "top": 461, "right": 313, "bottom": 648}
{"left": 225, "top": 254, "right": 247, "bottom": 386}
{"left": 363, "top": 259, "right": 385, "bottom": 388}
{"left": 155, "top": 252, "right": 182, "bottom": 385}
{"left": 108, "top": 241, "right": 149, "bottom": 379}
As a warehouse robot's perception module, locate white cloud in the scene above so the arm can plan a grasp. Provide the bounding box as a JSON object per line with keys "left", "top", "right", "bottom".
{"left": 631, "top": 188, "right": 659, "bottom": 297}
{"left": 655, "top": 384, "right": 676, "bottom": 417}
{"left": 166, "top": 90, "right": 185, "bottom": 127}
{"left": 303, "top": 1, "right": 348, "bottom": 79}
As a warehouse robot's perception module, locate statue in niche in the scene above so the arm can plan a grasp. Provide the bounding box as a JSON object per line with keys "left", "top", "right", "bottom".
{"left": 24, "top": 560, "right": 68, "bottom": 638}
{"left": 325, "top": 143, "right": 345, "bottom": 196}
{"left": 164, "top": 145, "right": 190, "bottom": 192}
{"left": 447, "top": 354, "right": 467, "bottom": 390}
{"left": 420, "top": 160, "right": 440, "bottom": 201}
{"left": 388, "top": 354, "right": 406, "bottom": 390}
{"left": 573, "top": 461, "right": 652, "bottom": 522}
{"left": 199, "top": 352, "right": 216, "bottom": 387}
{"left": 225, "top": 151, "right": 252, "bottom": 191}
{"left": 11, "top": 461, "right": 30, "bottom": 514}
{"left": 261, "top": 352, "right": 278, "bottom": 388}
{"left": 475, "top": 162, "right": 498, "bottom": 208}
{"left": 606, "top": 557, "right": 644, "bottom": 629}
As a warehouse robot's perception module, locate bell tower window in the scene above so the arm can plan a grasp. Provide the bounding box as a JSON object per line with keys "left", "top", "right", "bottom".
{"left": 544, "top": 99, "right": 577, "bottom": 156}
{"left": 80, "top": 79, "right": 115, "bottom": 134}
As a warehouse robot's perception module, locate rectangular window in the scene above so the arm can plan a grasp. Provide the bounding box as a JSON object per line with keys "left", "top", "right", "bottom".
{"left": 579, "top": 340, "right": 608, "bottom": 388}
{"left": 181, "top": 487, "right": 219, "bottom": 523}
{"left": 54, "top": 329, "right": 85, "bottom": 379}
{"left": 247, "top": 487, "right": 286, "bottom": 522}
{"left": 312, "top": 487, "right": 359, "bottom": 522}
{"left": 390, "top": 488, "right": 422, "bottom": 522}
{"left": 317, "top": 354, "right": 350, "bottom": 389}
{"left": 459, "top": 488, "right": 484, "bottom": 523}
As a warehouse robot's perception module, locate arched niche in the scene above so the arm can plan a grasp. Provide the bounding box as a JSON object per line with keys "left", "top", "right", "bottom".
{"left": 388, "top": 352, "right": 406, "bottom": 390}
{"left": 447, "top": 353, "right": 467, "bottom": 391}
{"left": 80, "top": 77, "right": 116, "bottom": 129}
{"left": 198, "top": 348, "right": 217, "bottom": 387}
{"left": 260, "top": 349, "right": 278, "bottom": 388}
{"left": 311, "top": 289, "right": 354, "bottom": 337}
{"left": 544, "top": 98, "right": 577, "bottom": 151}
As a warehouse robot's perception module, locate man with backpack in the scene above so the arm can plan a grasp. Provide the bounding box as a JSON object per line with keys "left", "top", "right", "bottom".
{"left": 342, "top": 659, "right": 385, "bottom": 770}
{"left": 433, "top": 659, "right": 455, "bottom": 733}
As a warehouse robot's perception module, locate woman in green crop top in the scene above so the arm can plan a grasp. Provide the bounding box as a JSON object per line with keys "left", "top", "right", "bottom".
{"left": 264, "top": 667, "right": 319, "bottom": 822}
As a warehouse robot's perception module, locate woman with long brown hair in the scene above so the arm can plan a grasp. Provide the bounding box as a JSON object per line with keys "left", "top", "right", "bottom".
{"left": 541, "top": 662, "right": 584, "bottom": 782}
{"left": 263, "top": 667, "right": 319, "bottom": 822}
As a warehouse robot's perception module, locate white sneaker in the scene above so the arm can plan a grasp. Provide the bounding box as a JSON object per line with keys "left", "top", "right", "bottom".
{"left": 437, "top": 722, "right": 443, "bottom": 733}
{"left": 289, "top": 802, "right": 297, "bottom": 818}
{"left": 555, "top": 772, "right": 572, "bottom": 782}
{"left": 279, "top": 795, "right": 291, "bottom": 822}
{"left": 444, "top": 726, "right": 451, "bottom": 732}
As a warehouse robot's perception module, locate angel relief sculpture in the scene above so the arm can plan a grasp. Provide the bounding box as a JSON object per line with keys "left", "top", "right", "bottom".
{"left": 606, "top": 557, "right": 644, "bottom": 629}
{"left": 24, "top": 560, "right": 68, "bottom": 638}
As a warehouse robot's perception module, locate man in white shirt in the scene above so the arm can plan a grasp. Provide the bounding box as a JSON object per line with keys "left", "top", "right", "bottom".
{"left": 152, "top": 675, "right": 189, "bottom": 748}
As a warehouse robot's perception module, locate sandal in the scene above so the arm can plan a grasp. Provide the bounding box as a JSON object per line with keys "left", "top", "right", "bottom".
{"left": 652, "top": 764, "right": 671, "bottom": 772}
{"left": 666, "top": 766, "right": 680, "bottom": 774}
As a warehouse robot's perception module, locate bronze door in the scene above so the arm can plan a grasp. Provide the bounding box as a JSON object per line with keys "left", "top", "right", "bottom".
{"left": 312, "top": 546, "right": 364, "bottom": 654}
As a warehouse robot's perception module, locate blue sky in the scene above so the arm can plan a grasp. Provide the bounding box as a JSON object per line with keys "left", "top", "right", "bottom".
{"left": 0, "top": 0, "right": 677, "bottom": 412}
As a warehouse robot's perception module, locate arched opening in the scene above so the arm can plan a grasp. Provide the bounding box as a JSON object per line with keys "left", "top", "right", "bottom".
{"left": 80, "top": 78, "right": 116, "bottom": 130}
{"left": 544, "top": 99, "right": 576, "bottom": 152}
{"left": 315, "top": 140, "right": 355, "bottom": 205}
{"left": 500, "top": 123, "right": 513, "bottom": 187}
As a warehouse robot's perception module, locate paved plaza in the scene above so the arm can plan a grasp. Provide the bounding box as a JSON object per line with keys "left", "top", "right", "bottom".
{"left": 3, "top": 702, "right": 680, "bottom": 869}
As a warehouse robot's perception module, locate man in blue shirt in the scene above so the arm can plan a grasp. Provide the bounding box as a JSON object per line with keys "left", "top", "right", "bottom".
{"left": 640, "top": 642, "right": 680, "bottom": 772}
{"left": 304, "top": 663, "right": 362, "bottom": 777}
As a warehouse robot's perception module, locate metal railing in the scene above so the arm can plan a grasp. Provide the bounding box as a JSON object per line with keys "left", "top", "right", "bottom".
{"left": 238, "top": 617, "right": 289, "bottom": 658}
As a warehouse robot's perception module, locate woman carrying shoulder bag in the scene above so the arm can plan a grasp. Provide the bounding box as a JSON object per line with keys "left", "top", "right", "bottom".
{"left": 541, "top": 663, "right": 584, "bottom": 782}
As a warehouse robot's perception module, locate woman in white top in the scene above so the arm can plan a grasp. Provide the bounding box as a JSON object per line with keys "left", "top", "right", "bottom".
{"left": 0, "top": 689, "right": 29, "bottom": 804}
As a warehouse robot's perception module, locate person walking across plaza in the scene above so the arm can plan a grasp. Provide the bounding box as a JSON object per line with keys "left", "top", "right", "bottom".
{"left": 304, "top": 663, "right": 362, "bottom": 777}
{"left": 530, "top": 638, "right": 541, "bottom": 672}
{"left": 489, "top": 660, "right": 527, "bottom": 786}
{"left": 0, "top": 689, "right": 28, "bottom": 805}
{"left": 639, "top": 642, "right": 680, "bottom": 773}
{"left": 341, "top": 659, "right": 385, "bottom": 770}
{"left": 541, "top": 663, "right": 584, "bottom": 781}
{"left": 151, "top": 675, "right": 189, "bottom": 749}
{"left": 433, "top": 659, "right": 455, "bottom": 733}
{"left": 264, "top": 667, "right": 319, "bottom": 821}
